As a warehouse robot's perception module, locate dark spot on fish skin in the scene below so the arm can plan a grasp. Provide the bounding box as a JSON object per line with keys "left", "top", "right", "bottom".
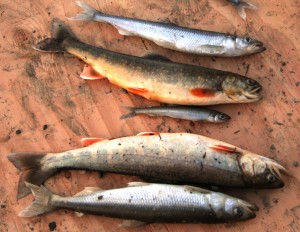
{"left": 129, "top": 199, "right": 132, "bottom": 203}
{"left": 43, "top": 124, "right": 48, "bottom": 130}
{"left": 200, "top": 162, "right": 203, "bottom": 172}
{"left": 214, "top": 158, "right": 217, "bottom": 162}
{"left": 118, "top": 143, "right": 121, "bottom": 146}
{"left": 15, "top": 129, "right": 22, "bottom": 135}
{"left": 234, "top": 130, "right": 240, "bottom": 134}
{"left": 49, "top": 221, "right": 57, "bottom": 231}
{"left": 270, "top": 144, "right": 276, "bottom": 151}
{"left": 202, "top": 152, "right": 206, "bottom": 159}
{"left": 98, "top": 195, "right": 103, "bottom": 200}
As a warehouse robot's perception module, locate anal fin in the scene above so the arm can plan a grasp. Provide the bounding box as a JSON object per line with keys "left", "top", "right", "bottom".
{"left": 127, "top": 87, "right": 149, "bottom": 96}
{"left": 80, "top": 65, "right": 106, "bottom": 80}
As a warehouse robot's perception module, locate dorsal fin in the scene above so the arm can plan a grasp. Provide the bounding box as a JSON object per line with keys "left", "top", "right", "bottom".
{"left": 184, "top": 185, "right": 211, "bottom": 194}
{"left": 81, "top": 138, "right": 108, "bottom": 147}
{"left": 136, "top": 132, "right": 160, "bottom": 136}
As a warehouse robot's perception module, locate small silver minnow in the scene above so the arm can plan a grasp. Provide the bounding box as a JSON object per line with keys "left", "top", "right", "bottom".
{"left": 69, "top": 1, "right": 265, "bottom": 57}
{"left": 120, "top": 106, "right": 231, "bottom": 123}
{"left": 227, "top": 0, "right": 257, "bottom": 20}
{"left": 19, "top": 182, "right": 258, "bottom": 225}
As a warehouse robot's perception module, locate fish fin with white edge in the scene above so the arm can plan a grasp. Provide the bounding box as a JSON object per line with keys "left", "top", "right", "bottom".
{"left": 232, "top": 0, "right": 257, "bottom": 20}
{"left": 19, "top": 182, "right": 55, "bottom": 217}
{"left": 81, "top": 138, "right": 108, "bottom": 147}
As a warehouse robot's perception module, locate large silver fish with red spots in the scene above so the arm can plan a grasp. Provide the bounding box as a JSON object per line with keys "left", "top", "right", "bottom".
{"left": 8, "top": 133, "right": 287, "bottom": 200}
{"left": 32, "top": 19, "right": 262, "bottom": 105}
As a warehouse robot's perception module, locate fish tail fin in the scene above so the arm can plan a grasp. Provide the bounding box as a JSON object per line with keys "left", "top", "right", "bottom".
{"left": 234, "top": 1, "right": 257, "bottom": 20}
{"left": 120, "top": 106, "right": 137, "bottom": 120}
{"left": 69, "top": 0, "right": 99, "bottom": 21}
{"left": 19, "top": 182, "right": 56, "bottom": 217}
{"left": 7, "top": 153, "right": 57, "bottom": 200}
{"left": 32, "top": 18, "right": 76, "bottom": 52}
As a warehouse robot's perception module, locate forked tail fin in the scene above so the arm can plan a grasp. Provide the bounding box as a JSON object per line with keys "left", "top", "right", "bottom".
{"left": 69, "top": 1, "right": 99, "bottom": 21}
{"left": 19, "top": 182, "right": 56, "bottom": 217}
{"left": 120, "top": 106, "right": 137, "bottom": 119}
{"left": 232, "top": 1, "right": 257, "bottom": 20}
{"left": 32, "top": 18, "right": 76, "bottom": 52}
{"left": 7, "top": 153, "right": 57, "bottom": 200}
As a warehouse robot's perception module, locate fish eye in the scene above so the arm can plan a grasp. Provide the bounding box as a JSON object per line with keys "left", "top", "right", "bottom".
{"left": 266, "top": 173, "right": 277, "bottom": 183}
{"left": 234, "top": 207, "right": 243, "bottom": 217}
{"left": 244, "top": 37, "right": 252, "bottom": 43}
{"left": 246, "top": 79, "right": 256, "bottom": 86}
{"left": 218, "top": 114, "right": 227, "bottom": 120}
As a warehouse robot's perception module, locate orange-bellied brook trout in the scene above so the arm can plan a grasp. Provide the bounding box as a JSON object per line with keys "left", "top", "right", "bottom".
{"left": 19, "top": 182, "right": 258, "bottom": 225}
{"left": 32, "top": 19, "right": 262, "bottom": 106}
{"left": 8, "top": 133, "right": 287, "bottom": 200}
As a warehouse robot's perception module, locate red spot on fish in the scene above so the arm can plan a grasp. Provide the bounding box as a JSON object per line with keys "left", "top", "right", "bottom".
{"left": 127, "top": 87, "right": 148, "bottom": 96}
{"left": 190, "top": 88, "right": 215, "bottom": 97}
{"left": 81, "top": 138, "right": 108, "bottom": 147}
{"left": 80, "top": 65, "right": 106, "bottom": 80}
{"left": 210, "top": 144, "right": 237, "bottom": 153}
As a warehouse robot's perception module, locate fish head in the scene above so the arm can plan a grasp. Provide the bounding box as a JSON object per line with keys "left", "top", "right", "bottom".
{"left": 210, "top": 192, "right": 257, "bottom": 222}
{"left": 221, "top": 75, "right": 262, "bottom": 102}
{"left": 235, "top": 36, "right": 266, "bottom": 55}
{"left": 208, "top": 112, "right": 231, "bottom": 123}
{"left": 239, "top": 153, "right": 287, "bottom": 188}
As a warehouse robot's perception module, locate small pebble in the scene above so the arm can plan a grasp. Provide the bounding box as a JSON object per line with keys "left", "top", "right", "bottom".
{"left": 49, "top": 221, "right": 57, "bottom": 231}
{"left": 293, "top": 161, "right": 299, "bottom": 167}
{"left": 15, "top": 129, "right": 22, "bottom": 135}
{"left": 43, "top": 124, "right": 48, "bottom": 130}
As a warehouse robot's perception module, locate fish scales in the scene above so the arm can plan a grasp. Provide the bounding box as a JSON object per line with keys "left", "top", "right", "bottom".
{"left": 20, "top": 183, "right": 258, "bottom": 223}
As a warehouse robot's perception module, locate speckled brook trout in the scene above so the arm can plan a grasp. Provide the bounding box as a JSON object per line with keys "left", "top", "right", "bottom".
{"left": 8, "top": 133, "right": 287, "bottom": 200}
{"left": 32, "top": 19, "right": 262, "bottom": 105}
{"left": 19, "top": 182, "right": 258, "bottom": 225}
{"left": 70, "top": 1, "right": 264, "bottom": 56}
{"left": 121, "top": 105, "right": 231, "bottom": 123}
{"left": 227, "top": 0, "right": 257, "bottom": 20}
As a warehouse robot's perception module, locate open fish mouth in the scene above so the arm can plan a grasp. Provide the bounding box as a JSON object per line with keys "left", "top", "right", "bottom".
{"left": 251, "top": 41, "right": 266, "bottom": 53}
{"left": 243, "top": 85, "right": 262, "bottom": 99}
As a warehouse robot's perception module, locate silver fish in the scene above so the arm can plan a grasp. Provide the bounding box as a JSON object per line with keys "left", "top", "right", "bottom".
{"left": 120, "top": 106, "right": 231, "bottom": 123}
{"left": 20, "top": 182, "right": 258, "bottom": 225}
{"left": 69, "top": 1, "right": 265, "bottom": 57}
{"left": 227, "top": 0, "right": 257, "bottom": 20}
{"left": 8, "top": 133, "right": 287, "bottom": 200}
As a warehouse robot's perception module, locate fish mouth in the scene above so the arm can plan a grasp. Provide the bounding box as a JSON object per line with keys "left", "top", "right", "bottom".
{"left": 251, "top": 41, "right": 266, "bottom": 53}
{"left": 243, "top": 85, "right": 262, "bottom": 100}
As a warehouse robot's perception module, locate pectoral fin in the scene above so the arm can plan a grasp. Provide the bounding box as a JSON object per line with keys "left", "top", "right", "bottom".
{"left": 210, "top": 144, "right": 237, "bottom": 153}
{"left": 80, "top": 65, "right": 106, "bottom": 80}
